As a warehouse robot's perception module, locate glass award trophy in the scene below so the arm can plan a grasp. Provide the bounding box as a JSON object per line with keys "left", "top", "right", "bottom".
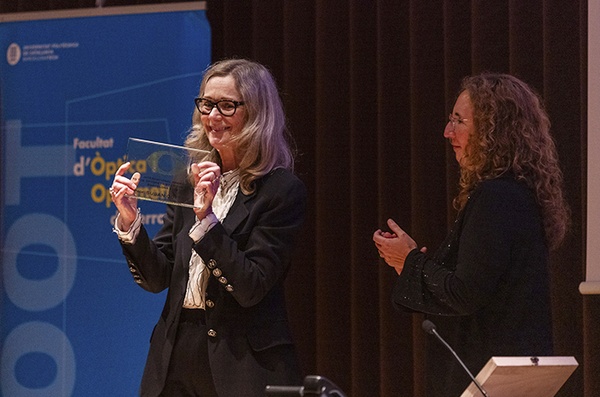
{"left": 125, "top": 137, "right": 211, "bottom": 208}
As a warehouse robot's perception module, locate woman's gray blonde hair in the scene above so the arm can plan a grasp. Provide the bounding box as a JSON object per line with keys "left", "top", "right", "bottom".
{"left": 186, "top": 59, "right": 294, "bottom": 194}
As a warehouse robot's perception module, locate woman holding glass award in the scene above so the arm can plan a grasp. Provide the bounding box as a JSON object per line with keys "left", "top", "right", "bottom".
{"left": 110, "top": 59, "right": 307, "bottom": 397}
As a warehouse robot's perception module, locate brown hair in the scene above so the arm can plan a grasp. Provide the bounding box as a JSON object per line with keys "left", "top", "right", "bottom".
{"left": 455, "top": 73, "right": 570, "bottom": 250}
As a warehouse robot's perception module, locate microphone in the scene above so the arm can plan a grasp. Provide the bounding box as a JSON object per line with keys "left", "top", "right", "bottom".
{"left": 265, "top": 375, "right": 347, "bottom": 397}
{"left": 264, "top": 385, "right": 302, "bottom": 396}
{"left": 422, "top": 320, "right": 489, "bottom": 397}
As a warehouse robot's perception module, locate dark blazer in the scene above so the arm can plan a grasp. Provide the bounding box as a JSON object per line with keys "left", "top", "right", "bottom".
{"left": 120, "top": 168, "right": 307, "bottom": 397}
{"left": 393, "top": 176, "right": 553, "bottom": 397}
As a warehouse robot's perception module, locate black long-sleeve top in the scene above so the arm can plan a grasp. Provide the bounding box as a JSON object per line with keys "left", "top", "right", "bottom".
{"left": 393, "top": 175, "right": 553, "bottom": 396}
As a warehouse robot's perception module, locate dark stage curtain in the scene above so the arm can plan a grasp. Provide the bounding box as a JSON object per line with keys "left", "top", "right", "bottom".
{"left": 2, "top": 1, "right": 596, "bottom": 396}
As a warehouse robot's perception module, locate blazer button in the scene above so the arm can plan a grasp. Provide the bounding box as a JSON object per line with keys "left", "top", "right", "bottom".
{"left": 207, "top": 329, "right": 217, "bottom": 338}
{"left": 218, "top": 276, "right": 228, "bottom": 284}
{"left": 225, "top": 284, "right": 234, "bottom": 292}
{"left": 207, "top": 259, "right": 217, "bottom": 269}
{"left": 212, "top": 268, "right": 222, "bottom": 277}
{"left": 205, "top": 300, "right": 215, "bottom": 308}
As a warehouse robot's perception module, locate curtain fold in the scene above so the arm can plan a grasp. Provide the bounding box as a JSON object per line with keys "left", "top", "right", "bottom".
{"left": 0, "top": 0, "right": 593, "bottom": 396}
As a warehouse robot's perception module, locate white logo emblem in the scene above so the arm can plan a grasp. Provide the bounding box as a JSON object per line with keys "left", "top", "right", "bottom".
{"left": 7, "top": 43, "right": 21, "bottom": 66}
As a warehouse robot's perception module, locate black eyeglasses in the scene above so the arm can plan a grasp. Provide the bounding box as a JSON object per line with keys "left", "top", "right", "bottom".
{"left": 194, "top": 97, "right": 245, "bottom": 117}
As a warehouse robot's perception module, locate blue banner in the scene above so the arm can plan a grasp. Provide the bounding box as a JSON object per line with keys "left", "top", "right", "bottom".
{"left": 1, "top": 4, "right": 211, "bottom": 396}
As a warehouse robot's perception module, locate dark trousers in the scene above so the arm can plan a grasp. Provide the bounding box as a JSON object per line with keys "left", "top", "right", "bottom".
{"left": 160, "top": 309, "right": 219, "bottom": 397}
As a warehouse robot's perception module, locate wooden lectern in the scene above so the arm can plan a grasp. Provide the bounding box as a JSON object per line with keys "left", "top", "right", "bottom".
{"left": 460, "top": 356, "right": 578, "bottom": 397}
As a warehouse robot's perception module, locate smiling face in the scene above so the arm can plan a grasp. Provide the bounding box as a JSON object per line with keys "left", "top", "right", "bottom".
{"left": 200, "top": 75, "right": 246, "bottom": 169}
{"left": 444, "top": 91, "right": 474, "bottom": 165}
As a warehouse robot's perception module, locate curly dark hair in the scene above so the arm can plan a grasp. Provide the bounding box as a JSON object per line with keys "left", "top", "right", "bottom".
{"left": 455, "top": 73, "right": 570, "bottom": 250}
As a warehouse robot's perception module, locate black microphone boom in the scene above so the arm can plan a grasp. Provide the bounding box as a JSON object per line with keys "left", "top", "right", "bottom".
{"left": 422, "top": 320, "right": 490, "bottom": 397}
{"left": 265, "top": 375, "right": 346, "bottom": 397}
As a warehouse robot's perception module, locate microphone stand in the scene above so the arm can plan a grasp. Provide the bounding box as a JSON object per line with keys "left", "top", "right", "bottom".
{"left": 422, "top": 320, "right": 490, "bottom": 397}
